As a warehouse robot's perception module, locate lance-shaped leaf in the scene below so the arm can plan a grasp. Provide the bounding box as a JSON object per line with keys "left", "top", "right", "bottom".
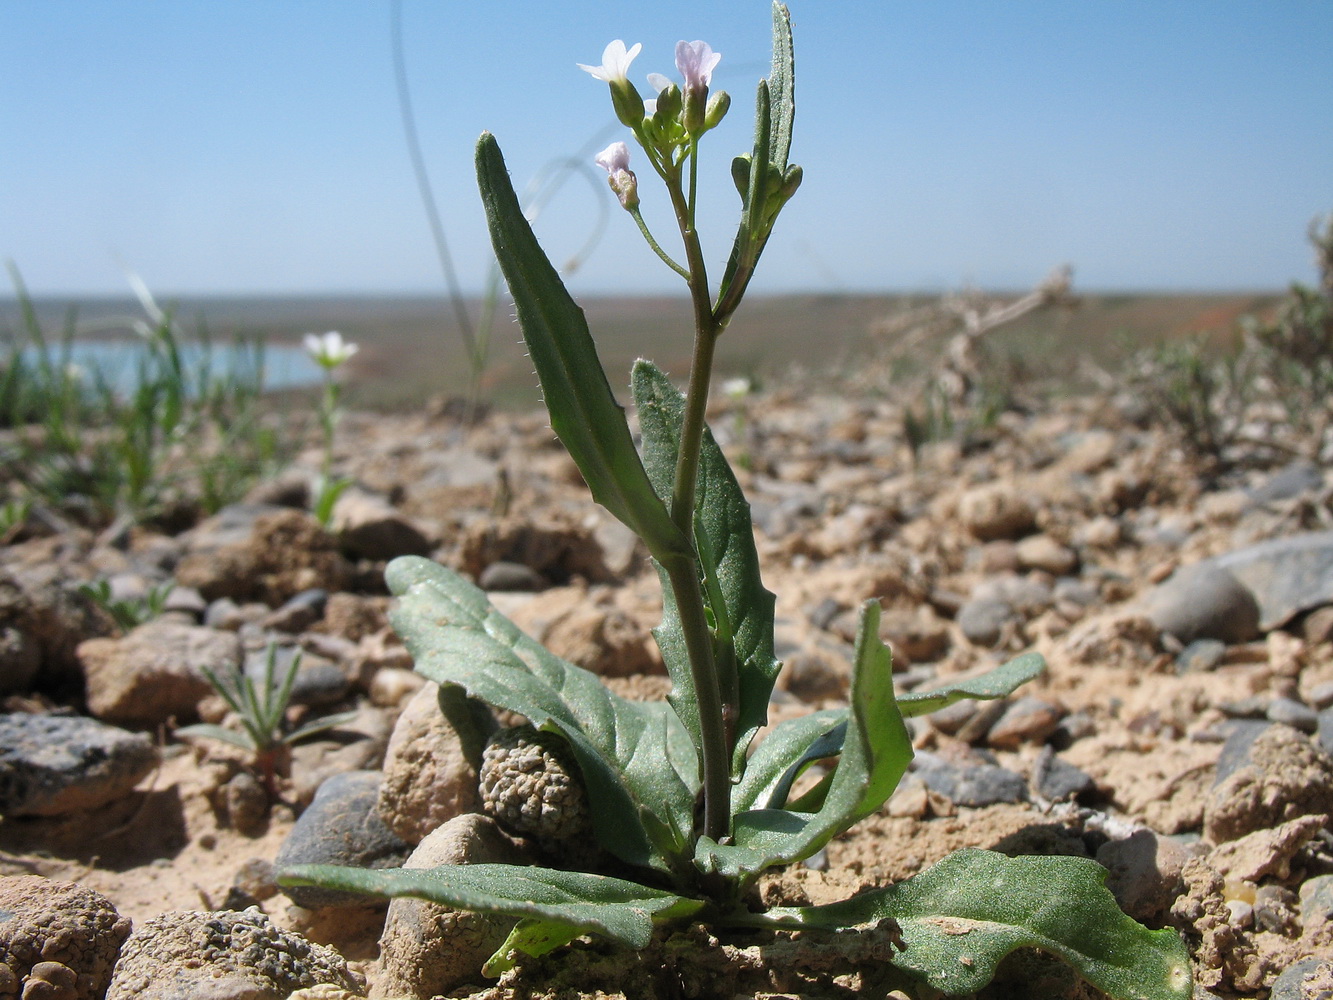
{"left": 897, "top": 651, "right": 1045, "bottom": 718}
{"left": 279, "top": 862, "right": 705, "bottom": 957}
{"left": 751, "top": 849, "right": 1192, "bottom": 1000}
{"left": 767, "top": 2, "right": 795, "bottom": 171}
{"left": 729, "top": 709, "right": 844, "bottom": 815}
{"left": 696, "top": 601, "right": 911, "bottom": 880}
{"left": 386, "top": 556, "right": 698, "bottom": 872}
{"left": 633, "top": 360, "right": 780, "bottom": 770}
{"left": 475, "top": 132, "right": 688, "bottom": 565}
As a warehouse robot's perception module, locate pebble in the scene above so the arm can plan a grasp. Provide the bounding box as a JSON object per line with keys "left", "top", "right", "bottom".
{"left": 1247, "top": 460, "right": 1324, "bottom": 505}
{"left": 911, "top": 751, "right": 1027, "bottom": 807}
{"left": 1268, "top": 959, "right": 1333, "bottom": 1000}
{"left": 1300, "top": 874, "right": 1333, "bottom": 927}
{"left": 1141, "top": 563, "right": 1260, "bottom": 644}
{"left": 957, "top": 483, "right": 1035, "bottom": 540}
{"left": 1267, "top": 696, "right": 1319, "bottom": 733}
{"left": 1310, "top": 680, "right": 1333, "bottom": 710}
{"left": 986, "top": 696, "right": 1066, "bottom": 750}
{"left": 0, "top": 876, "right": 132, "bottom": 1000}
{"left": 1212, "top": 720, "right": 1274, "bottom": 784}
{"left": 1015, "top": 534, "right": 1078, "bottom": 576}
{"left": 274, "top": 770, "right": 411, "bottom": 909}
{"left": 1094, "top": 829, "right": 1188, "bottom": 922}
{"left": 1319, "top": 706, "right": 1333, "bottom": 757}
{"left": 0, "top": 712, "right": 158, "bottom": 816}
{"left": 1031, "top": 748, "right": 1095, "bottom": 802}
{"left": 1175, "top": 638, "right": 1226, "bottom": 674}
{"left": 328, "top": 487, "right": 432, "bottom": 561}
{"left": 477, "top": 560, "right": 547, "bottom": 592}
{"left": 262, "top": 588, "right": 328, "bottom": 633}
{"left": 1215, "top": 530, "right": 1333, "bottom": 631}
{"left": 957, "top": 598, "right": 1016, "bottom": 646}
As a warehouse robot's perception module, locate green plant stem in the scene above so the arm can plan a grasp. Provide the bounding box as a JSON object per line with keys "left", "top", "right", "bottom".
{"left": 628, "top": 207, "right": 690, "bottom": 280}
{"left": 664, "top": 169, "right": 732, "bottom": 845}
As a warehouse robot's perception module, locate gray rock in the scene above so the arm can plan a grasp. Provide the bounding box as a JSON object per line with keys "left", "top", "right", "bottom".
{"left": 957, "top": 598, "right": 1016, "bottom": 646}
{"left": 78, "top": 621, "right": 242, "bottom": 726}
{"left": 1267, "top": 696, "right": 1318, "bottom": 733}
{"left": 1141, "top": 562, "right": 1260, "bottom": 644}
{"left": 261, "top": 588, "right": 327, "bottom": 633}
{"left": 1215, "top": 530, "right": 1333, "bottom": 630}
{"left": 1319, "top": 706, "right": 1333, "bottom": 757}
{"left": 477, "top": 560, "right": 547, "bottom": 592}
{"left": 1031, "top": 748, "right": 1095, "bottom": 802}
{"left": 330, "top": 488, "right": 432, "bottom": 561}
{"left": 986, "top": 696, "right": 1066, "bottom": 749}
{"left": 1299, "top": 874, "right": 1333, "bottom": 927}
{"left": 0, "top": 573, "right": 41, "bottom": 695}
{"left": 1094, "top": 829, "right": 1188, "bottom": 923}
{"left": 375, "top": 814, "right": 528, "bottom": 999}
{"left": 0, "top": 876, "right": 132, "bottom": 1000}
{"left": 1175, "top": 638, "right": 1226, "bottom": 674}
{"left": 0, "top": 712, "right": 158, "bottom": 816}
{"left": 1204, "top": 724, "right": 1333, "bottom": 843}
{"left": 275, "top": 770, "right": 411, "bottom": 908}
{"left": 912, "top": 752, "right": 1027, "bottom": 807}
{"left": 1248, "top": 460, "right": 1324, "bottom": 506}
{"left": 2, "top": 561, "right": 111, "bottom": 689}
{"left": 1213, "top": 720, "right": 1274, "bottom": 785}
{"left": 1269, "top": 959, "right": 1333, "bottom": 1000}
{"left": 105, "top": 907, "right": 364, "bottom": 1000}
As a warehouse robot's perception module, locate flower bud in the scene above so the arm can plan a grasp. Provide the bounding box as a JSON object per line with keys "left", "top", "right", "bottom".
{"left": 702, "top": 91, "right": 731, "bottom": 132}
{"left": 610, "top": 78, "right": 647, "bottom": 131}
{"left": 595, "top": 141, "right": 640, "bottom": 210}
{"left": 731, "top": 154, "right": 752, "bottom": 201}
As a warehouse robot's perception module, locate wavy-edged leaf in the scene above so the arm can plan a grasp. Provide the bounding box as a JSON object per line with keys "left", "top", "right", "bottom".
{"left": 386, "top": 556, "right": 697, "bottom": 872}
{"left": 756, "top": 849, "right": 1192, "bottom": 1000}
{"left": 279, "top": 862, "right": 705, "bottom": 953}
{"left": 696, "top": 601, "right": 911, "bottom": 880}
{"left": 730, "top": 709, "right": 844, "bottom": 814}
{"left": 633, "top": 360, "right": 780, "bottom": 770}
{"left": 475, "top": 133, "right": 688, "bottom": 565}
{"left": 898, "top": 651, "right": 1045, "bottom": 718}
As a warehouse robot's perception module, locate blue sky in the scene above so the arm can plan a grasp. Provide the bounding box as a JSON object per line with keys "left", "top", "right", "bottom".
{"left": 3, "top": 1, "right": 1331, "bottom": 298}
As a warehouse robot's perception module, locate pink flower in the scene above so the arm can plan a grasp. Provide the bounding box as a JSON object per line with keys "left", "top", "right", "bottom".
{"left": 577, "top": 40, "right": 642, "bottom": 84}
{"left": 594, "top": 141, "right": 632, "bottom": 175}
{"left": 594, "top": 142, "right": 639, "bottom": 210}
{"left": 675, "top": 40, "right": 720, "bottom": 91}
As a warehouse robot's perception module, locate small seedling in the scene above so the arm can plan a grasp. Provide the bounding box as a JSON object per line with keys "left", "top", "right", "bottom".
{"left": 178, "top": 644, "right": 356, "bottom": 796}
{"left": 303, "top": 330, "right": 358, "bottom": 526}
{"left": 282, "top": 8, "right": 1192, "bottom": 997}
{"left": 78, "top": 578, "right": 175, "bottom": 632}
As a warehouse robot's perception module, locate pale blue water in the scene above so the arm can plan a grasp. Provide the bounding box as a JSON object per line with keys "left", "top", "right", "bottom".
{"left": 17, "top": 340, "right": 325, "bottom": 394}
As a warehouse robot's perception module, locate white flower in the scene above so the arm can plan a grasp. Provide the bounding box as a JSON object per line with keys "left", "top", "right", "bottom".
{"left": 303, "top": 331, "right": 358, "bottom": 370}
{"left": 594, "top": 142, "right": 638, "bottom": 210}
{"left": 577, "top": 40, "right": 641, "bottom": 83}
{"left": 722, "top": 376, "right": 752, "bottom": 400}
{"left": 675, "top": 40, "right": 720, "bottom": 91}
{"left": 646, "top": 72, "right": 673, "bottom": 94}
{"left": 594, "top": 141, "right": 631, "bottom": 175}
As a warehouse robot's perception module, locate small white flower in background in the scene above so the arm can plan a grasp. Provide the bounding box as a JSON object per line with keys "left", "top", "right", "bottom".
{"left": 646, "top": 71, "right": 673, "bottom": 94}
{"left": 303, "top": 331, "right": 358, "bottom": 370}
{"left": 722, "top": 376, "right": 752, "bottom": 400}
{"left": 594, "top": 141, "right": 639, "bottom": 210}
{"left": 675, "top": 40, "right": 720, "bottom": 92}
{"left": 577, "top": 40, "right": 641, "bottom": 83}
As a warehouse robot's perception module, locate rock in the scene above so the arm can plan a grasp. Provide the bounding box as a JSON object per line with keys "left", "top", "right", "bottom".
{"left": 374, "top": 814, "right": 528, "bottom": 1000}
{"left": 878, "top": 605, "right": 950, "bottom": 663}
{"left": 78, "top": 621, "right": 241, "bottom": 726}
{"left": 506, "top": 586, "right": 658, "bottom": 677}
{"left": 1203, "top": 724, "right": 1333, "bottom": 843}
{"left": 1320, "top": 707, "right": 1333, "bottom": 757}
{"left": 477, "top": 560, "right": 547, "bottom": 592}
{"left": 1094, "top": 829, "right": 1188, "bottom": 923}
{"left": 377, "top": 683, "right": 486, "bottom": 845}
{"left": 957, "top": 484, "right": 1036, "bottom": 541}
{"left": 261, "top": 588, "right": 328, "bottom": 633}
{"left": 1213, "top": 719, "right": 1273, "bottom": 784}
{"left": 1141, "top": 563, "right": 1261, "bottom": 644}
{"left": 0, "top": 574, "right": 42, "bottom": 695}
{"left": 0, "top": 712, "right": 157, "bottom": 816}
{"left": 986, "top": 696, "right": 1066, "bottom": 749}
{"left": 2, "top": 560, "right": 111, "bottom": 689}
{"left": 1214, "top": 530, "right": 1333, "bottom": 630}
{"left": 1207, "top": 814, "right": 1328, "bottom": 882}
{"left": 1031, "top": 747, "right": 1095, "bottom": 801}
{"left": 957, "top": 598, "right": 1016, "bottom": 646}
{"left": 912, "top": 751, "right": 1027, "bottom": 807}
{"left": 1267, "top": 696, "right": 1318, "bottom": 732}
{"left": 0, "top": 876, "right": 131, "bottom": 1000}
{"left": 222, "top": 771, "right": 269, "bottom": 836}
{"left": 105, "top": 907, "right": 363, "bottom": 1000}
{"left": 1305, "top": 606, "right": 1333, "bottom": 645}
{"left": 1247, "top": 460, "right": 1324, "bottom": 506}
{"left": 1175, "top": 638, "right": 1226, "bottom": 673}
{"left": 1269, "top": 959, "right": 1333, "bottom": 1000}
{"left": 275, "top": 771, "right": 411, "bottom": 909}
{"left": 1015, "top": 534, "right": 1078, "bottom": 576}
{"left": 329, "top": 488, "right": 432, "bottom": 561}
{"left": 1300, "top": 874, "right": 1333, "bottom": 927}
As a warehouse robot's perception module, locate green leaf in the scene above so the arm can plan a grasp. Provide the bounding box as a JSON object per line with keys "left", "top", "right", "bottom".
{"left": 696, "top": 601, "right": 912, "bottom": 880}
{"left": 897, "top": 651, "right": 1045, "bottom": 718}
{"left": 760, "top": 849, "right": 1192, "bottom": 1000}
{"left": 282, "top": 709, "right": 360, "bottom": 745}
{"left": 632, "top": 361, "right": 780, "bottom": 770}
{"left": 729, "top": 709, "right": 844, "bottom": 814}
{"left": 279, "top": 862, "right": 705, "bottom": 952}
{"left": 386, "top": 556, "right": 698, "bottom": 873}
{"left": 768, "top": 2, "right": 795, "bottom": 171}
{"left": 475, "top": 133, "right": 688, "bottom": 565}
{"left": 484, "top": 919, "right": 586, "bottom": 976}
{"left": 174, "top": 722, "right": 256, "bottom": 751}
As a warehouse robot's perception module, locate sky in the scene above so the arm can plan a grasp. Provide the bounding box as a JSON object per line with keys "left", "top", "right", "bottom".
{"left": 2, "top": 1, "right": 1331, "bottom": 300}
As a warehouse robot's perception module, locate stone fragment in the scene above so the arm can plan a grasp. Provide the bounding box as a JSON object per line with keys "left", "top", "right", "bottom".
{"left": 877, "top": 605, "right": 950, "bottom": 663}
{"left": 1214, "top": 530, "right": 1333, "bottom": 631}
{"left": 912, "top": 751, "right": 1027, "bottom": 807}
{"left": 1300, "top": 874, "right": 1333, "bottom": 927}
{"left": 477, "top": 561, "right": 546, "bottom": 592}
{"left": 1031, "top": 748, "right": 1095, "bottom": 802}
{"left": 1142, "top": 563, "right": 1260, "bottom": 644}
{"left": 275, "top": 771, "right": 411, "bottom": 909}
{"left": 1269, "top": 959, "right": 1333, "bottom": 1000}
{"left": 1203, "top": 724, "right": 1333, "bottom": 843}
{"left": 1014, "top": 534, "right": 1078, "bottom": 575}
{"left": 0, "top": 876, "right": 131, "bottom": 1000}
{"left": 986, "top": 696, "right": 1066, "bottom": 750}
{"left": 1095, "top": 829, "right": 1189, "bottom": 923}
{"left": 1175, "top": 638, "right": 1226, "bottom": 673}
{"left": 1267, "top": 696, "right": 1318, "bottom": 732}
{"left": 0, "top": 712, "right": 157, "bottom": 816}
{"left": 956, "top": 598, "right": 1016, "bottom": 647}
{"left": 78, "top": 621, "right": 241, "bottom": 726}
{"left": 329, "top": 488, "right": 432, "bottom": 561}
{"left": 105, "top": 907, "right": 363, "bottom": 1000}
{"left": 374, "top": 814, "right": 528, "bottom": 1000}
{"left": 957, "top": 484, "right": 1035, "bottom": 541}
{"left": 376, "top": 683, "right": 485, "bottom": 845}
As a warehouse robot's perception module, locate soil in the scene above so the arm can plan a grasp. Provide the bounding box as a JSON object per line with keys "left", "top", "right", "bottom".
{"left": 3, "top": 375, "right": 1332, "bottom": 999}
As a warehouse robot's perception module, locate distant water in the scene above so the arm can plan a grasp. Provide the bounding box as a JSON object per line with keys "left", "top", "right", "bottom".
{"left": 16, "top": 340, "right": 325, "bottom": 394}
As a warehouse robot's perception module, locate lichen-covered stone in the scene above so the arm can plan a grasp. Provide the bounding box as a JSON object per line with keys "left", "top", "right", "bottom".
{"left": 104, "top": 907, "right": 363, "bottom": 1000}
{"left": 0, "top": 876, "right": 131, "bottom": 1000}
{"left": 0, "top": 713, "right": 157, "bottom": 817}
{"left": 479, "top": 725, "right": 590, "bottom": 846}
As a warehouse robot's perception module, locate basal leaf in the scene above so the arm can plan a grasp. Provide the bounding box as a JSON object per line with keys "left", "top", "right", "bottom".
{"left": 897, "top": 651, "right": 1045, "bottom": 718}
{"left": 475, "top": 133, "right": 688, "bottom": 566}
{"left": 386, "top": 556, "right": 698, "bottom": 872}
{"left": 484, "top": 919, "right": 586, "bottom": 976}
{"left": 633, "top": 360, "right": 780, "bottom": 772}
{"left": 279, "top": 862, "right": 705, "bottom": 953}
{"left": 696, "top": 601, "right": 911, "bottom": 880}
{"left": 761, "top": 849, "right": 1192, "bottom": 1000}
